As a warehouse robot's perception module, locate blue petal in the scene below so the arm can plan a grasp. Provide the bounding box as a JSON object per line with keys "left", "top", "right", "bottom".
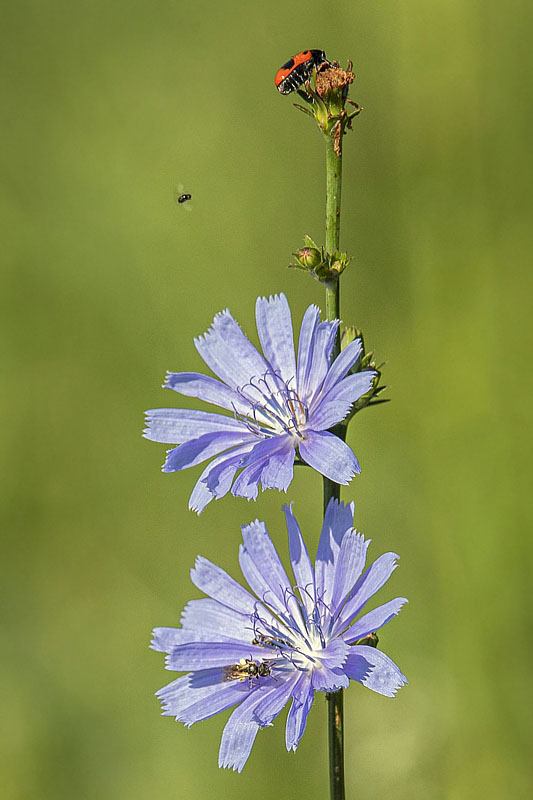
{"left": 164, "top": 372, "right": 253, "bottom": 416}
{"left": 144, "top": 408, "right": 245, "bottom": 444}
{"left": 344, "top": 647, "right": 407, "bottom": 697}
{"left": 166, "top": 641, "right": 273, "bottom": 671}
{"left": 156, "top": 670, "right": 246, "bottom": 722}
{"left": 315, "top": 498, "right": 355, "bottom": 608}
{"left": 179, "top": 682, "right": 249, "bottom": 727}
{"left": 230, "top": 433, "right": 296, "bottom": 500}
{"left": 157, "top": 671, "right": 221, "bottom": 714}
{"left": 336, "top": 553, "right": 400, "bottom": 629}
{"left": 194, "top": 310, "right": 269, "bottom": 396}
{"left": 188, "top": 444, "right": 253, "bottom": 513}
{"left": 291, "top": 672, "right": 314, "bottom": 704}
{"left": 299, "top": 430, "right": 360, "bottom": 484}
{"left": 309, "top": 372, "right": 376, "bottom": 430}
{"left": 253, "top": 671, "right": 300, "bottom": 726}
{"left": 238, "top": 435, "right": 295, "bottom": 492}
{"left": 283, "top": 503, "right": 315, "bottom": 617}
{"left": 239, "top": 519, "right": 302, "bottom": 627}
{"left": 202, "top": 445, "right": 251, "bottom": 494}
{"left": 188, "top": 668, "right": 229, "bottom": 688}
{"left": 296, "top": 305, "right": 320, "bottom": 399}
{"left": 330, "top": 530, "right": 370, "bottom": 612}
{"left": 318, "top": 638, "right": 350, "bottom": 669}
{"left": 311, "top": 665, "right": 349, "bottom": 692}
{"left": 151, "top": 627, "right": 181, "bottom": 653}
{"left": 318, "top": 338, "right": 363, "bottom": 398}
{"left": 285, "top": 676, "right": 314, "bottom": 751}
{"left": 238, "top": 549, "right": 296, "bottom": 636}
{"left": 190, "top": 556, "right": 259, "bottom": 615}
{"left": 344, "top": 598, "right": 408, "bottom": 643}
{"left": 156, "top": 674, "right": 199, "bottom": 716}
{"left": 163, "top": 431, "right": 255, "bottom": 472}
{"left": 307, "top": 398, "right": 357, "bottom": 432}
{"left": 163, "top": 626, "right": 248, "bottom": 647}
{"left": 231, "top": 461, "right": 263, "bottom": 501}
{"left": 180, "top": 598, "right": 252, "bottom": 641}
{"left": 323, "top": 371, "right": 376, "bottom": 405}
{"left": 218, "top": 689, "right": 271, "bottom": 772}
{"left": 304, "top": 319, "right": 339, "bottom": 402}
{"left": 188, "top": 481, "right": 215, "bottom": 514}
{"left": 260, "top": 440, "right": 295, "bottom": 491}
{"left": 255, "top": 294, "right": 297, "bottom": 385}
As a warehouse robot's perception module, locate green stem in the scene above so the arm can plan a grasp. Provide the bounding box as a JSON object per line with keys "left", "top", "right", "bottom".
{"left": 323, "top": 130, "right": 346, "bottom": 800}
{"left": 325, "top": 131, "right": 342, "bottom": 252}
{"left": 328, "top": 688, "right": 345, "bottom": 800}
{"left": 324, "top": 131, "right": 342, "bottom": 359}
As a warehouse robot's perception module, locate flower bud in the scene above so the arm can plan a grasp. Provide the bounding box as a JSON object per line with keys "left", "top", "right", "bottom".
{"left": 296, "top": 246, "right": 322, "bottom": 269}
{"left": 341, "top": 326, "right": 362, "bottom": 351}
{"left": 340, "top": 328, "right": 390, "bottom": 425}
{"left": 356, "top": 632, "right": 379, "bottom": 648}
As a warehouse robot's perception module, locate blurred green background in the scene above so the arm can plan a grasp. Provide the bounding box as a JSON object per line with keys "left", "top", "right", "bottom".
{"left": 2, "top": 0, "right": 532, "bottom": 798}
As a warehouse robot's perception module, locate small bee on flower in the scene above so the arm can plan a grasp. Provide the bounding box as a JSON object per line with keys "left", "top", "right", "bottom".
{"left": 222, "top": 658, "right": 274, "bottom": 686}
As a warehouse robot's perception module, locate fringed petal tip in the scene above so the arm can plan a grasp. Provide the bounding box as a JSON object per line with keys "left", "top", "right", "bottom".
{"left": 240, "top": 518, "right": 263, "bottom": 536}
{"left": 142, "top": 413, "right": 154, "bottom": 438}
{"left": 188, "top": 502, "right": 205, "bottom": 515}
{"left": 364, "top": 669, "right": 408, "bottom": 697}
{"left": 195, "top": 308, "right": 232, "bottom": 342}
{"left": 218, "top": 759, "right": 246, "bottom": 774}
{"left": 256, "top": 291, "right": 285, "bottom": 305}
{"left": 150, "top": 628, "right": 169, "bottom": 652}
{"left": 345, "top": 648, "right": 408, "bottom": 697}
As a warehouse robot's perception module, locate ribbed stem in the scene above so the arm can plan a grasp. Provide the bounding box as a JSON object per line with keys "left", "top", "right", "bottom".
{"left": 323, "top": 129, "right": 346, "bottom": 800}
{"left": 324, "top": 131, "right": 342, "bottom": 359}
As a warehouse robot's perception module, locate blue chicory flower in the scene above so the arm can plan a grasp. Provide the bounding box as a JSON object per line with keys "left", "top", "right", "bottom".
{"left": 144, "top": 293, "right": 375, "bottom": 512}
{"left": 151, "top": 499, "right": 407, "bottom": 772}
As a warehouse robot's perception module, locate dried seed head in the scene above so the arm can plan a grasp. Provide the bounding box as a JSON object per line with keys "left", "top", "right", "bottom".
{"left": 315, "top": 64, "right": 355, "bottom": 97}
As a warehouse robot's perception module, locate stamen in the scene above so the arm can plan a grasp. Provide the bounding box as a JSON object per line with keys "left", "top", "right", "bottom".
{"left": 248, "top": 575, "right": 340, "bottom": 677}
{"left": 233, "top": 370, "right": 309, "bottom": 439}
{"left": 298, "top": 582, "right": 317, "bottom": 609}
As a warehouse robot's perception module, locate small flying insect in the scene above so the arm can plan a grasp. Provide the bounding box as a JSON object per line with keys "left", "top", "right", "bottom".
{"left": 222, "top": 658, "right": 273, "bottom": 687}
{"left": 174, "top": 184, "right": 192, "bottom": 211}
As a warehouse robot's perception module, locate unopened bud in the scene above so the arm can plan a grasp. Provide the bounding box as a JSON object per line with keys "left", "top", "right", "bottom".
{"left": 356, "top": 632, "right": 379, "bottom": 648}
{"left": 341, "top": 326, "right": 361, "bottom": 351}
{"left": 296, "top": 247, "right": 322, "bottom": 268}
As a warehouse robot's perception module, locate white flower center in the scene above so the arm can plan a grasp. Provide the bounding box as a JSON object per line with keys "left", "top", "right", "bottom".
{"left": 236, "top": 372, "right": 308, "bottom": 439}
{"left": 252, "top": 596, "right": 330, "bottom": 677}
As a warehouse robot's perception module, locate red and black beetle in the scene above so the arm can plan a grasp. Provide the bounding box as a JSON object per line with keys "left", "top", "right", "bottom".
{"left": 274, "top": 49, "right": 329, "bottom": 94}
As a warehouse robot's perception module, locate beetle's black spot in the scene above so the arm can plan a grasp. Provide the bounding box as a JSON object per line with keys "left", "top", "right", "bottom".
{"left": 280, "top": 57, "right": 295, "bottom": 71}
